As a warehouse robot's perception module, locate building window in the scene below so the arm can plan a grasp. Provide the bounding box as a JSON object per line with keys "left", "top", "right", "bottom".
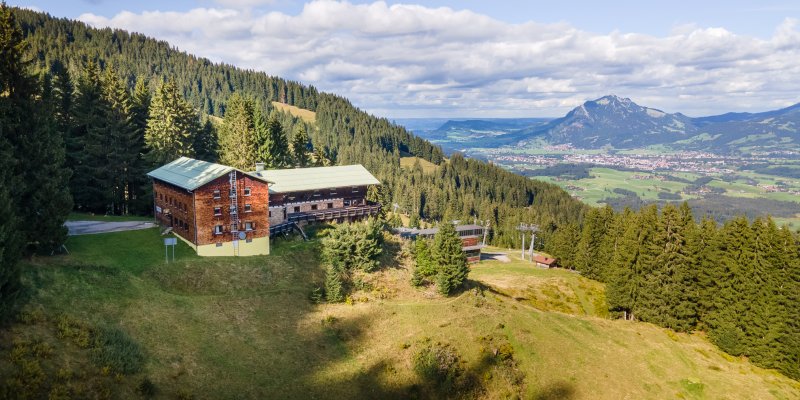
{"left": 327, "top": 203, "right": 333, "bottom": 209}
{"left": 230, "top": 205, "right": 237, "bottom": 214}
{"left": 231, "top": 223, "right": 238, "bottom": 232}
{"left": 216, "top": 242, "right": 223, "bottom": 247}
{"left": 214, "top": 207, "right": 222, "bottom": 216}
{"left": 214, "top": 225, "right": 223, "bottom": 235}
{"left": 268, "top": 211, "right": 272, "bottom": 217}
{"left": 246, "top": 238, "right": 252, "bottom": 243}
{"left": 311, "top": 204, "right": 318, "bottom": 211}
{"left": 244, "top": 204, "right": 252, "bottom": 212}
{"left": 229, "top": 189, "right": 235, "bottom": 197}
{"left": 293, "top": 206, "right": 300, "bottom": 213}
{"left": 351, "top": 186, "right": 359, "bottom": 193}
{"left": 313, "top": 191, "right": 320, "bottom": 197}
{"left": 245, "top": 222, "right": 254, "bottom": 231}
{"left": 213, "top": 190, "right": 221, "bottom": 199}
{"left": 244, "top": 187, "right": 251, "bottom": 196}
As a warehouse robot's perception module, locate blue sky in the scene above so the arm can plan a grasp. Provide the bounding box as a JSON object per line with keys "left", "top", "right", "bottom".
{"left": 11, "top": 0, "right": 800, "bottom": 118}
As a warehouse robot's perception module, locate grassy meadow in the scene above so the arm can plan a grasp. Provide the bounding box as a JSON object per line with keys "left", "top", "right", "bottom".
{"left": 271, "top": 101, "right": 317, "bottom": 124}
{"left": 2, "top": 229, "right": 799, "bottom": 399}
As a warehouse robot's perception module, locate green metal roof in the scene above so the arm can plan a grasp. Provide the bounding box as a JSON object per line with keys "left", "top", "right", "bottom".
{"left": 147, "top": 157, "right": 233, "bottom": 190}
{"left": 253, "top": 164, "right": 380, "bottom": 193}
{"left": 147, "top": 157, "right": 269, "bottom": 190}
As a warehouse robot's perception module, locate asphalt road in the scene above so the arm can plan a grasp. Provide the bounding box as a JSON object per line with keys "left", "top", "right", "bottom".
{"left": 66, "top": 220, "right": 156, "bottom": 236}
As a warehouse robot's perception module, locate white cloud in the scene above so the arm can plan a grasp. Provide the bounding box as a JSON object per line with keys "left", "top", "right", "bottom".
{"left": 79, "top": 1, "right": 800, "bottom": 118}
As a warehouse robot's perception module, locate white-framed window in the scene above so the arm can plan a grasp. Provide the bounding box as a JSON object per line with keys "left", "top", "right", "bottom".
{"left": 246, "top": 238, "right": 252, "bottom": 243}
{"left": 213, "top": 190, "right": 221, "bottom": 199}
{"left": 229, "top": 189, "right": 235, "bottom": 197}
{"left": 244, "top": 204, "right": 252, "bottom": 213}
{"left": 231, "top": 223, "right": 238, "bottom": 231}
{"left": 244, "top": 187, "right": 251, "bottom": 196}
{"left": 245, "top": 222, "right": 254, "bottom": 231}
{"left": 327, "top": 203, "right": 333, "bottom": 209}
{"left": 230, "top": 205, "right": 237, "bottom": 214}
{"left": 213, "top": 225, "right": 223, "bottom": 235}
{"left": 213, "top": 207, "right": 222, "bottom": 216}
{"left": 311, "top": 204, "right": 318, "bottom": 211}
{"left": 215, "top": 242, "right": 223, "bottom": 247}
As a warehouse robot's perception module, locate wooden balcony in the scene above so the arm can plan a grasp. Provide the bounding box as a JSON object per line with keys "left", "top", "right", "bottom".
{"left": 287, "top": 204, "right": 381, "bottom": 223}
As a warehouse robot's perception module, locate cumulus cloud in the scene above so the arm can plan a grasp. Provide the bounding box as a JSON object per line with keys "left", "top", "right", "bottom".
{"left": 78, "top": 1, "right": 800, "bottom": 118}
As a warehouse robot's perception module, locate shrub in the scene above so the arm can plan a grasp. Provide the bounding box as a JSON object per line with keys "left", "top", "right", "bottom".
{"left": 413, "top": 341, "right": 463, "bottom": 391}
{"left": 324, "top": 264, "right": 345, "bottom": 303}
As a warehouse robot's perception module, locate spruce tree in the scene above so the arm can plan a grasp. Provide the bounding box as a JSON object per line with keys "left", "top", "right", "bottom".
{"left": 70, "top": 60, "right": 106, "bottom": 211}
{"left": 102, "top": 66, "right": 138, "bottom": 215}
{"left": 432, "top": 222, "right": 469, "bottom": 295}
{"left": 1, "top": 4, "right": 71, "bottom": 253}
{"left": 218, "top": 93, "right": 256, "bottom": 169}
{"left": 194, "top": 117, "right": 218, "bottom": 162}
{"left": 128, "top": 77, "right": 152, "bottom": 214}
{"left": 291, "top": 124, "right": 310, "bottom": 167}
{"left": 325, "top": 263, "right": 345, "bottom": 303}
{"left": 411, "top": 237, "right": 434, "bottom": 286}
{"left": 262, "top": 114, "right": 291, "bottom": 168}
{"left": 144, "top": 79, "right": 198, "bottom": 166}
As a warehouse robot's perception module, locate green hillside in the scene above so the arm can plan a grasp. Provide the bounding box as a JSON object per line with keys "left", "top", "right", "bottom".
{"left": 3, "top": 229, "right": 798, "bottom": 399}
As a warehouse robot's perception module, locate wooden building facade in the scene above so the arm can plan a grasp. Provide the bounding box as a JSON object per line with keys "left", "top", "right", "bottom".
{"left": 148, "top": 157, "right": 272, "bottom": 256}
{"left": 252, "top": 164, "right": 382, "bottom": 235}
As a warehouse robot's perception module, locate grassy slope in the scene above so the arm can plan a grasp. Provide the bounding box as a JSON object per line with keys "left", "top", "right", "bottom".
{"left": 4, "top": 230, "right": 799, "bottom": 399}
{"left": 272, "top": 101, "right": 316, "bottom": 123}
{"left": 400, "top": 156, "right": 439, "bottom": 174}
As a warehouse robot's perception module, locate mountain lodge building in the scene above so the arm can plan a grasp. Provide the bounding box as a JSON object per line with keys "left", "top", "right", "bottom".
{"left": 147, "top": 157, "right": 381, "bottom": 256}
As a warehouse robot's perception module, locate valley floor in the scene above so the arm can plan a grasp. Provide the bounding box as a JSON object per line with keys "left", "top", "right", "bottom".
{"left": 2, "top": 229, "right": 798, "bottom": 399}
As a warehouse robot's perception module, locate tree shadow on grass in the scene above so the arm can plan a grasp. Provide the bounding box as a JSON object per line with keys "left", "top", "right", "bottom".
{"left": 533, "top": 381, "right": 577, "bottom": 400}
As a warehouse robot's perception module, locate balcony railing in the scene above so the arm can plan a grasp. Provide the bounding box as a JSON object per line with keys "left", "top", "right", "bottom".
{"left": 287, "top": 204, "right": 381, "bottom": 223}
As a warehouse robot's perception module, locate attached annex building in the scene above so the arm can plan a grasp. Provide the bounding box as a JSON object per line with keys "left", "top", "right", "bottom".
{"left": 396, "top": 224, "right": 487, "bottom": 263}
{"left": 147, "top": 157, "right": 382, "bottom": 257}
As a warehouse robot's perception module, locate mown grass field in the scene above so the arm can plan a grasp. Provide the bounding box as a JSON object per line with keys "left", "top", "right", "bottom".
{"left": 2, "top": 229, "right": 799, "bottom": 399}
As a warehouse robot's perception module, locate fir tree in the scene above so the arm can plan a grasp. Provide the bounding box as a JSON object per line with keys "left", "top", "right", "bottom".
{"left": 432, "top": 222, "right": 469, "bottom": 295}
{"left": 218, "top": 93, "right": 256, "bottom": 169}
{"left": 325, "top": 263, "right": 345, "bottom": 303}
{"left": 411, "top": 237, "right": 434, "bottom": 286}
{"left": 102, "top": 66, "right": 138, "bottom": 215}
{"left": 144, "top": 79, "right": 198, "bottom": 166}
{"left": 70, "top": 60, "right": 106, "bottom": 211}
{"left": 194, "top": 116, "right": 218, "bottom": 162}
{"left": 1, "top": 4, "right": 71, "bottom": 253}
{"left": 262, "top": 114, "right": 291, "bottom": 168}
{"left": 291, "top": 124, "right": 310, "bottom": 167}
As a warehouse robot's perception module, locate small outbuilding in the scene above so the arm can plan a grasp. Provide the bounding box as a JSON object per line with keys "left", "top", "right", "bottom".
{"left": 533, "top": 254, "right": 558, "bottom": 268}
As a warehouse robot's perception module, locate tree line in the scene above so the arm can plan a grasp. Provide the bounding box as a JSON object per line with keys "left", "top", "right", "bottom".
{"left": 545, "top": 203, "right": 800, "bottom": 380}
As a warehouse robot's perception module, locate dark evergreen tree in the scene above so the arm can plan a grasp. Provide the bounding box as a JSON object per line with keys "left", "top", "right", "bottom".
{"left": 70, "top": 60, "right": 106, "bottom": 211}
{"left": 1, "top": 4, "right": 71, "bottom": 252}
{"left": 128, "top": 77, "right": 151, "bottom": 214}
{"left": 432, "top": 222, "right": 469, "bottom": 295}
{"left": 194, "top": 116, "right": 219, "bottom": 162}
{"left": 261, "top": 113, "right": 291, "bottom": 168}
{"left": 219, "top": 93, "right": 256, "bottom": 169}
{"left": 144, "top": 79, "right": 198, "bottom": 166}
{"left": 411, "top": 237, "right": 434, "bottom": 286}
{"left": 291, "top": 124, "right": 310, "bottom": 167}
{"left": 102, "top": 66, "right": 138, "bottom": 214}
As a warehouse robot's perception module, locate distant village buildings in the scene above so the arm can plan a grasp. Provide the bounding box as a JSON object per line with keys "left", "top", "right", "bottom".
{"left": 148, "top": 157, "right": 381, "bottom": 256}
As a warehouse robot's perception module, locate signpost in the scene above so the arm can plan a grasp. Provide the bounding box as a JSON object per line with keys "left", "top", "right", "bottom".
{"left": 164, "top": 237, "right": 177, "bottom": 263}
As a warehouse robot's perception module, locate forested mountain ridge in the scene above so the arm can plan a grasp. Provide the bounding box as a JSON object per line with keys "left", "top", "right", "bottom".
{"left": 12, "top": 7, "right": 587, "bottom": 246}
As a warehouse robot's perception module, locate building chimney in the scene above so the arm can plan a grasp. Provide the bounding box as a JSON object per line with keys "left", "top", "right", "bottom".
{"left": 255, "top": 162, "right": 265, "bottom": 172}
